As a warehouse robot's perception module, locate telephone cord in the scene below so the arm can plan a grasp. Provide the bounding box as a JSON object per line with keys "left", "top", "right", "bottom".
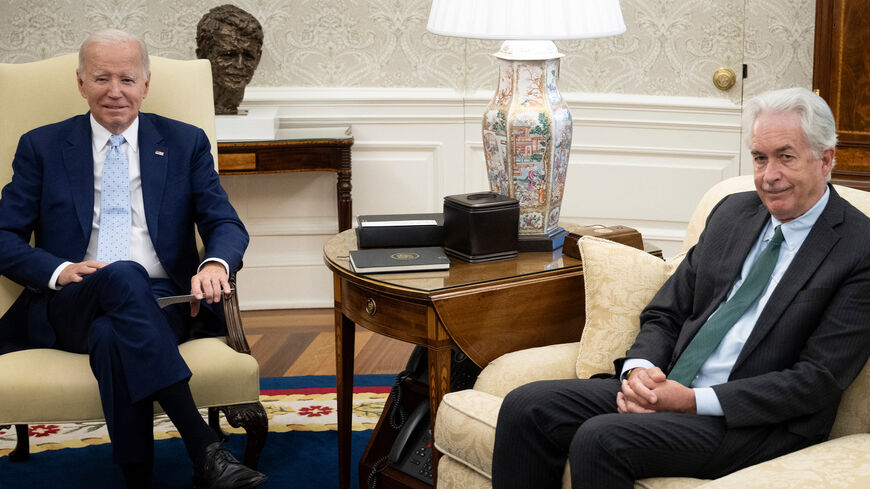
{"left": 367, "top": 455, "right": 389, "bottom": 489}
{"left": 389, "top": 370, "right": 409, "bottom": 429}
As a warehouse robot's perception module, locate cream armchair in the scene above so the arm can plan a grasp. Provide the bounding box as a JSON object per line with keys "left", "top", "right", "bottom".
{"left": 0, "top": 53, "right": 266, "bottom": 467}
{"left": 434, "top": 175, "right": 870, "bottom": 489}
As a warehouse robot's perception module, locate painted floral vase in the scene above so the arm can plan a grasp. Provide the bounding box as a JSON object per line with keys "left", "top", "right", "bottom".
{"left": 482, "top": 55, "right": 572, "bottom": 236}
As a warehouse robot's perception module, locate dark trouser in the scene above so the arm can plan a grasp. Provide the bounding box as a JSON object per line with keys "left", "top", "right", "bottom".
{"left": 491, "top": 378, "right": 810, "bottom": 489}
{"left": 47, "top": 261, "right": 192, "bottom": 464}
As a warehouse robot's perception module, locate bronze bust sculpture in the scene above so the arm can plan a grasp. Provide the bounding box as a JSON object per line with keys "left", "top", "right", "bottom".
{"left": 195, "top": 4, "right": 264, "bottom": 115}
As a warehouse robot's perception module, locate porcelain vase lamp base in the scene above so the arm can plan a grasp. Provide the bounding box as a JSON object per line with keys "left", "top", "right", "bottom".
{"left": 482, "top": 40, "right": 573, "bottom": 252}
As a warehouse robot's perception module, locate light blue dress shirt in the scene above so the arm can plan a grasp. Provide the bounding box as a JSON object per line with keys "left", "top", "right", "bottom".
{"left": 623, "top": 188, "right": 830, "bottom": 415}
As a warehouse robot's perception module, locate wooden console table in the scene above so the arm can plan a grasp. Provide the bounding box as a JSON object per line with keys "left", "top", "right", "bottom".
{"left": 217, "top": 127, "right": 354, "bottom": 231}
{"left": 324, "top": 231, "right": 661, "bottom": 488}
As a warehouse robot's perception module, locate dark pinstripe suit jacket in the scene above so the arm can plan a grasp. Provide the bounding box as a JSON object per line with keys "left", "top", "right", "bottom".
{"left": 623, "top": 185, "right": 870, "bottom": 442}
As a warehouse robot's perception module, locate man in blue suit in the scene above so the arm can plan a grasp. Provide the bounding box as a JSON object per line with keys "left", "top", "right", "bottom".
{"left": 0, "top": 29, "right": 265, "bottom": 489}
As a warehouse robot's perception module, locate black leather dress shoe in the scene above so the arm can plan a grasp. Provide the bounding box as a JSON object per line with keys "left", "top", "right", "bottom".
{"left": 193, "top": 442, "right": 267, "bottom": 489}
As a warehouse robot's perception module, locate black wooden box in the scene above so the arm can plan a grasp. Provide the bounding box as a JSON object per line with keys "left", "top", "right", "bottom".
{"left": 443, "top": 192, "right": 519, "bottom": 263}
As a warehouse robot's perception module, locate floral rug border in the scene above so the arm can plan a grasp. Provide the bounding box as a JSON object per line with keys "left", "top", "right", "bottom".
{"left": 0, "top": 391, "right": 387, "bottom": 457}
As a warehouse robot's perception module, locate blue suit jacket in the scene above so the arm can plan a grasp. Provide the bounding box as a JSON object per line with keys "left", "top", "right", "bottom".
{"left": 0, "top": 112, "right": 249, "bottom": 351}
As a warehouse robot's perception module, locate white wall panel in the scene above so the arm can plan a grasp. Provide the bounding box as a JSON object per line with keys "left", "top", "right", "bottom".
{"left": 352, "top": 142, "right": 443, "bottom": 214}
{"left": 237, "top": 264, "right": 334, "bottom": 310}
{"left": 243, "top": 173, "right": 339, "bottom": 220}
{"left": 465, "top": 143, "right": 491, "bottom": 194}
{"left": 235, "top": 233, "right": 334, "bottom": 310}
{"left": 565, "top": 155, "right": 735, "bottom": 218}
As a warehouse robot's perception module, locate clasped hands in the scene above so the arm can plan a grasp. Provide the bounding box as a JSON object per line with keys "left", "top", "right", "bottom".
{"left": 616, "top": 367, "right": 697, "bottom": 414}
{"left": 58, "top": 260, "right": 231, "bottom": 317}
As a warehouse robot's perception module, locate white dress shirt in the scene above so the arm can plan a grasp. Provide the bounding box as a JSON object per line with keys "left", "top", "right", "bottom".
{"left": 49, "top": 115, "right": 227, "bottom": 289}
{"left": 623, "top": 187, "right": 830, "bottom": 415}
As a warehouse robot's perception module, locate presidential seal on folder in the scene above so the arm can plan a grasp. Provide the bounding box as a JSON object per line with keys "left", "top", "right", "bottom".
{"left": 349, "top": 247, "right": 450, "bottom": 273}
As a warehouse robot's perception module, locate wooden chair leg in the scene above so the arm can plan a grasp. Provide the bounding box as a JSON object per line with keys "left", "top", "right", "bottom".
{"left": 219, "top": 402, "right": 268, "bottom": 470}
{"left": 208, "top": 407, "right": 230, "bottom": 442}
{"left": 9, "top": 424, "right": 29, "bottom": 462}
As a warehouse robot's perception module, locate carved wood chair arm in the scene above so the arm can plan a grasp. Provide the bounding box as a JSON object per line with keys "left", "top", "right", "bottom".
{"left": 222, "top": 261, "right": 251, "bottom": 355}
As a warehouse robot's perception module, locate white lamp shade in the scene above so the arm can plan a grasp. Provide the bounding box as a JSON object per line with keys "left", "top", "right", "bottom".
{"left": 427, "top": 0, "right": 626, "bottom": 40}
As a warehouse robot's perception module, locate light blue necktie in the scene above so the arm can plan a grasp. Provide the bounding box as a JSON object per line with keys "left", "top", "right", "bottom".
{"left": 96, "top": 134, "right": 131, "bottom": 263}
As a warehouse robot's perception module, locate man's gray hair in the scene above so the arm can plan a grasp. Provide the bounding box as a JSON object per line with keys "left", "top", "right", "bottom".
{"left": 77, "top": 29, "right": 150, "bottom": 77}
{"left": 743, "top": 87, "right": 838, "bottom": 161}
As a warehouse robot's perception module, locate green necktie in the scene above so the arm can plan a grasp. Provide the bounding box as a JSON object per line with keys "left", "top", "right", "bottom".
{"left": 668, "top": 225, "right": 784, "bottom": 387}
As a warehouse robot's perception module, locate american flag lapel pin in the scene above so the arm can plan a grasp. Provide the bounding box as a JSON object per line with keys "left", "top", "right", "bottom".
{"left": 155, "top": 150, "right": 165, "bottom": 156}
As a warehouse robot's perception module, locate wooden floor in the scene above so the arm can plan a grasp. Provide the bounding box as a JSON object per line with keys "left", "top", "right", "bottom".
{"left": 240, "top": 308, "right": 416, "bottom": 378}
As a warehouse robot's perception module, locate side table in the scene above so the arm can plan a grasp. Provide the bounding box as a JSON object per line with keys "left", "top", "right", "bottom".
{"left": 217, "top": 127, "right": 354, "bottom": 231}
{"left": 323, "top": 231, "right": 667, "bottom": 489}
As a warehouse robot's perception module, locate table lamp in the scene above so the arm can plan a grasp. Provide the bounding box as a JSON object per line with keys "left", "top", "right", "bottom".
{"left": 427, "top": 0, "right": 626, "bottom": 251}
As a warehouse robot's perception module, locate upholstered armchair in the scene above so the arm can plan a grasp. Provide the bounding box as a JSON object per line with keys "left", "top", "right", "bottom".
{"left": 0, "top": 54, "right": 267, "bottom": 467}
{"left": 434, "top": 175, "right": 870, "bottom": 488}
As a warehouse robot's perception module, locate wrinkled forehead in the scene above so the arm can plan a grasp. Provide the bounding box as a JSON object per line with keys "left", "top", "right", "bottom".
{"left": 750, "top": 112, "right": 807, "bottom": 147}
{"left": 81, "top": 40, "right": 147, "bottom": 76}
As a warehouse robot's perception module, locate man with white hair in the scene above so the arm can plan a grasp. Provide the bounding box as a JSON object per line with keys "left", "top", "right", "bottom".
{"left": 0, "top": 30, "right": 264, "bottom": 488}
{"left": 491, "top": 87, "right": 870, "bottom": 488}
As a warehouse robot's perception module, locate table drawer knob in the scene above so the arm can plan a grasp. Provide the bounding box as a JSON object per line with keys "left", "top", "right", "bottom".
{"left": 365, "top": 298, "right": 377, "bottom": 316}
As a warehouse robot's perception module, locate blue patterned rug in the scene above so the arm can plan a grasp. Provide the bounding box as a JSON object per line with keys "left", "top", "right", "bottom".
{"left": 0, "top": 375, "right": 395, "bottom": 489}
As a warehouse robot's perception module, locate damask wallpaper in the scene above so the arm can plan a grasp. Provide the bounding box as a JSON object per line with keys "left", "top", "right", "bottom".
{"left": 0, "top": 0, "right": 815, "bottom": 102}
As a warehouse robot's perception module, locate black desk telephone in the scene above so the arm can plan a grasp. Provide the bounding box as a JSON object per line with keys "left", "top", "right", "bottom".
{"left": 388, "top": 402, "right": 433, "bottom": 483}
{"left": 368, "top": 346, "right": 481, "bottom": 488}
